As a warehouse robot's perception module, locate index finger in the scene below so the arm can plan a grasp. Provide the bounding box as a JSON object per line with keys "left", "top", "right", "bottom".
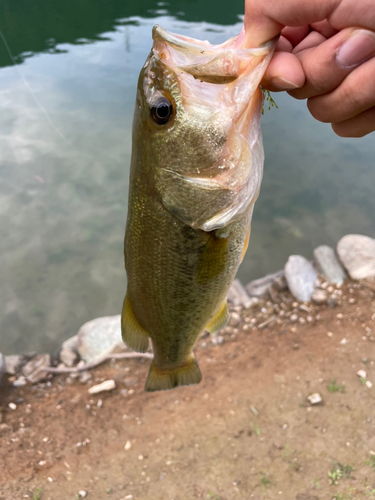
{"left": 243, "top": 0, "right": 375, "bottom": 47}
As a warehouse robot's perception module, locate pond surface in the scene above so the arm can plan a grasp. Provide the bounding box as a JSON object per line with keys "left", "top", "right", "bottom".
{"left": 0, "top": 0, "right": 374, "bottom": 354}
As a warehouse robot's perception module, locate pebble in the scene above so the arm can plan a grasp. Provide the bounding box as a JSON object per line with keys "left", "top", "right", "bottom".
{"left": 311, "top": 288, "right": 328, "bottom": 305}
{"left": 337, "top": 234, "right": 375, "bottom": 280}
{"left": 227, "top": 279, "right": 258, "bottom": 309}
{"left": 211, "top": 335, "right": 224, "bottom": 345}
{"left": 290, "top": 314, "right": 298, "bottom": 322}
{"left": 78, "top": 491, "right": 87, "bottom": 498}
{"left": 229, "top": 312, "right": 241, "bottom": 327}
{"left": 124, "top": 441, "right": 132, "bottom": 450}
{"left": 79, "top": 372, "right": 93, "bottom": 384}
{"left": 8, "top": 403, "right": 17, "bottom": 411}
{"left": 13, "top": 376, "right": 27, "bottom": 388}
{"left": 59, "top": 347, "right": 78, "bottom": 367}
{"left": 327, "top": 332, "right": 334, "bottom": 337}
{"left": 366, "top": 380, "right": 373, "bottom": 389}
{"left": 245, "top": 270, "right": 285, "bottom": 298}
{"left": 339, "top": 338, "right": 348, "bottom": 345}
{"left": 357, "top": 370, "right": 367, "bottom": 379}
{"left": 22, "top": 354, "right": 51, "bottom": 384}
{"left": 88, "top": 379, "right": 116, "bottom": 395}
{"left": 307, "top": 393, "right": 322, "bottom": 405}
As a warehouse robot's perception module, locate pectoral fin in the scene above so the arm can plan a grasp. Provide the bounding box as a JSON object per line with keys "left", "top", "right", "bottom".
{"left": 205, "top": 301, "right": 229, "bottom": 334}
{"left": 145, "top": 356, "right": 202, "bottom": 392}
{"left": 121, "top": 295, "right": 149, "bottom": 353}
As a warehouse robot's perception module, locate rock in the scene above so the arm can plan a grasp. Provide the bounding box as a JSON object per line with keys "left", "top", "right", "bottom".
{"left": 337, "top": 234, "right": 375, "bottom": 280}
{"left": 313, "top": 245, "right": 346, "bottom": 284}
{"left": 307, "top": 393, "right": 322, "bottom": 405}
{"left": 88, "top": 379, "right": 116, "bottom": 395}
{"left": 79, "top": 371, "right": 92, "bottom": 384}
{"left": 211, "top": 335, "right": 224, "bottom": 345}
{"left": 77, "top": 315, "right": 127, "bottom": 363}
{"left": 124, "top": 440, "right": 132, "bottom": 450}
{"left": 0, "top": 353, "right": 5, "bottom": 385}
{"left": 4, "top": 355, "right": 27, "bottom": 375}
{"left": 8, "top": 402, "right": 17, "bottom": 411}
{"left": 61, "top": 335, "right": 79, "bottom": 352}
{"left": 13, "top": 376, "right": 27, "bottom": 388}
{"left": 245, "top": 270, "right": 285, "bottom": 298}
{"left": 22, "top": 354, "right": 51, "bottom": 384}
{"left": 59, "top": 347, "right": 78, "bottom": 367}
{"left": 285, "top": 255, "right": 317, "bottom": 302}
{"left": 311, "top": 288, "right": 328, "bottom": 305}
{"left": 78, "top": 491, "right": 87, "bottom": 498}
{"left": 290, "top": 314, "right": 298, "bottom": 322}
{"left": 227, "top": 279, "right": 258, "bottom": 309}
{"left": 357, "top": 369, "right": 367, "bottom": 379}
{"left": 228, "top": 312, "right": 241, "bottom": 327}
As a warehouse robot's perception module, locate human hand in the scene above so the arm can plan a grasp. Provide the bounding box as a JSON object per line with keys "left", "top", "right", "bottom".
{"left": 238, "top": 0, "right": 375, "bottom": 137}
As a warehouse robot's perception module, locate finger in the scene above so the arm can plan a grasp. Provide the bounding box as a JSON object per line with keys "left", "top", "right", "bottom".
{"left": 261, "top": 52, "right": 305, "bottom": 91}
{"left": 288, "top": 28, "right": 375, "bottom": 100}
{"left": 243, "top": 0, "right": 375, "bottom": 47}
{"left": 275, "top": 35, "right": 293, "bottom": 53}
{"left": 332, "top": 106, "right": 375, "bottom": 137}
{"left": 293, "top": 31, "right": 327, "bottom": 54}
{"left": 281, "top": 26, "right": 311, "bottom": 47}
{"left": 310, "top": 20, "right": 339, "bottom": 39}
{"left": 307, "top": 56, "right": 375, "bottom": 123}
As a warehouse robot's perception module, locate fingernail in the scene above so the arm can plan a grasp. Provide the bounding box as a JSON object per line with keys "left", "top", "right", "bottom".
{"left": 337, "top": 29, "right": 375, "bottom": 69}
{"left": 271, "top": 76, "right": 300, "bottom": 90}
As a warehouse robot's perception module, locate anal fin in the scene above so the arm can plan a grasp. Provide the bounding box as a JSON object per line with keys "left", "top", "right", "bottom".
{"left": 121, "top": 295, "right": 149, "bottom": 353}
{"left": 205, "top": 301, "right": 229, "bottom": 334}
{"left": 145, "top": 356, "right": 202, "bottom": 392}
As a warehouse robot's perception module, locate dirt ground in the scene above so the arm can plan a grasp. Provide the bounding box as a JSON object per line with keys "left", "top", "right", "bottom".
{"left": 1, "top": 280, "right": 375, "bottom": 500}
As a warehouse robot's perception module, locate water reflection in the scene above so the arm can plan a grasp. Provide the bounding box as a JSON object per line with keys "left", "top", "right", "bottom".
{"left": 0, "top": 4, "right": 374, "bottom": 354}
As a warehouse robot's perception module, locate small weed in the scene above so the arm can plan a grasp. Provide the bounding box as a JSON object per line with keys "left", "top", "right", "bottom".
{"left": 328, "top": 462, "right": 353, "bottom": 485}
{"left": 360, "top": 376, "right": 367, "bottom": 385}
{"left": 365, "top": 486, "right": 375, "bottom": 498}
{"left": 260, "top": 471, "right": 271, "bottom": 487}
{"left": 32, "top": 489, "right": 42, "bottom": 500}
{"left": 327, "top": 379, "right": 346, "bottom": 393}
{"left": 332, "top": 491, "right": 353, "bottom": 500}
{"left": 205, "top": 493, "right": 224, "bottom": 500}
{"left": 281, "top": 444, "right": 295, "bottom": 459}
{"left": 312, "top": 478, "right": 319, "bottom": 489}
{"left": 253, "top": 422, "right": 260, "bottom": 436}
{"left": 366, "top": 454, "right": 375, "bottom": 470}
{"left": 261, "top": 88, "right": 278, "bottom": 115}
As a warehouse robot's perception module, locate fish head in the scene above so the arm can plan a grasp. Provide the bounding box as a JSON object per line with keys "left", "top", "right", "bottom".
{"left": 133, "top": 25, "right": 276, "bottom": 230}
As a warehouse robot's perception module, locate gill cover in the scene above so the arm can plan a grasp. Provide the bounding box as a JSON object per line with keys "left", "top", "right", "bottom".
{"left": 152, "top": 25, "right": 276, "bottom": 231}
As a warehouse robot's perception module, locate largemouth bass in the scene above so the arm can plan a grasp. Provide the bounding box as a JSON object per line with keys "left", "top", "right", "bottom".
{"left": 122, "top": 25, "right": 276, "bottom": 391}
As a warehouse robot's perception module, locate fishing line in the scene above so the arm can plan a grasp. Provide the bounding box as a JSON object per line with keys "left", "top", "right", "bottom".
{"left": 0, "top": 27, "right": 72, "bottom": 147}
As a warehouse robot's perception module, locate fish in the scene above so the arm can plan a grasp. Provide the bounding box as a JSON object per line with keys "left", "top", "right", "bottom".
{"left": 121, "top": 25, "right": 276, "bottom": 391}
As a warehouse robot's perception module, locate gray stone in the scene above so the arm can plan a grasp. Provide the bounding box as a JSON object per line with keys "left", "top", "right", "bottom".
{"left": 59, "top": 347, "right": 78, "bottom": 367}
{"left": 313, "top": 245, "right": 346, "bottom": 284}
{"left": 227, "top": 279, "right": 258, "bottom": 309}
{"left": 77, "top": 315, "right": 127, "bottom": 363}
{"left": 337, "top": 234, "right": 375, "bottom": 280}
{"left": 246, "top": 270, "right": 285, "bottom": 298}
{"left": 228, "top": 312, "right": 241, "bottom": 327}
{"left": 4, "top": 355, "right": 27, "bottom": 375}
{"left": 285, "top": 255, "right": 317, "bottom": 302}
{"left": 22, "top": 354, "right": 51, "bottom": 384}
{"left": 0, "top": 353, "right": 5, "bottom": 385}
{"left": 13, "top": 376, "right": 27, "bottom": 388}
{"left": 61, "top": 335, "right": 79, "bottom": 352}
{"left": 311, "top": 288, "right": 328, "bottom": 305}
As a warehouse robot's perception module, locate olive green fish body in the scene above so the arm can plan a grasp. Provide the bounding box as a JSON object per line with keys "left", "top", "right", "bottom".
{"left": 122, "top": 26, "right": 276, "bottom": 391}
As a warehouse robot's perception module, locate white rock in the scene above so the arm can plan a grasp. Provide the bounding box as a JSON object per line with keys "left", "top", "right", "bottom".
{"left": 88, "top": 379, "right": 116, "bottom": 395}
{"left": 22, "top": 354, "right": 51, "bottom": 384}
{"left": 77, "top": 315, "right": 126, "bottom": 363}
{"left": 307, "top": 393, "right": 322, "bottom": 405}
{"left": 13, "top": 376, "right": 27, "bottom": 388}
{"left": 124, "top": 440, "right": 132, "bottom": 450}
{"left": 228, "top": 312, "right": 241, "bottom": 327}
{"left": 59, "top": 347, "right": 78, "bottom": 367}
{"left": 285, "top": 255, "right": 317, "bottom": 302}
{"left": 78, "top": 491, "right": 87, "bottom": 498}
{"left": 311, "top": 288, "right": 328, "bottom": 305}
{"left": 8, "top": 403, "right": 17, "bottom": 411}
{"left": 227, "top": 279, "right": 257, "bottom": 309}
{"left": 211, "top": 335, "right": 224, "bottom": 345}
{"left": 61, "top": 335, "right": 79, "bottom": 352}
{"left": 79, "top": 371, "right": 93, "bottom": 384}
{"left": 366, "top": 380, "right": 373, "bottom": 389}
{"left": 357, "top": 369, "right": 367, "bottom": 379}
{"left": 4, "top": 354, "right": 26, "bottom": 375}
{"left": 313, "top": 245, "right": 346, "bottom": 284}
{"left": 337, "top": 234, "right": 375, "bottom": 280}
{"left": 339, "top": 338, "right": 348, "bottom": 345}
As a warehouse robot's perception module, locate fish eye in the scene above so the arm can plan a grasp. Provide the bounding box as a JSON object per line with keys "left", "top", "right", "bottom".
{"left": 150, "top": 97, "right": 174, "bottom": 125}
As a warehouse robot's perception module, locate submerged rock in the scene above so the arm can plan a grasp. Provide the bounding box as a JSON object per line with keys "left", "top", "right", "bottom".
{"left": 77, "top": 315, "right": 127, "bottom": 363}
{"left": 22, "top": 354, "right": 51, "bottom": 384}
{"left": 337, "top": 234, "right": 375, "bottom": 280}
{"left": 285, "top": 255, "right": 317, "bottom": 302}
{"left": 245, "top": 270, "right": 285, "bottom": 298}
{"left": 313, "top": 245, "right": 346, "bottom": 284}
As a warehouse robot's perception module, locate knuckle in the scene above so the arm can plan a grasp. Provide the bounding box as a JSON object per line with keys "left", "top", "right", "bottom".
{"left": 307, "top": 97, "right": 330, "bottom": 123}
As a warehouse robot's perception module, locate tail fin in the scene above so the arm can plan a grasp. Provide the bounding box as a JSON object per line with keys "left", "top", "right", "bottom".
{"left": 145, "top": 356, "right": 202, "bottom": 392}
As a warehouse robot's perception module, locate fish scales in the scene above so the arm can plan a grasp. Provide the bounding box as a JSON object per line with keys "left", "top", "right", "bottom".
{"left": 122, "top": 25, "right": 276, "bottom": 391}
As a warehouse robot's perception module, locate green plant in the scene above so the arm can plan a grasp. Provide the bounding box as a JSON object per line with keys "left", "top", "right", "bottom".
{"left": 366, "top": 454, "right": 375, "bottom": 470}
{"left": 282, "top": 444, "right": 294, "bottom": 459}
{"left": 253, "top": 421, "right": 260, "bottom": 436}
{"left": 328, "top": 463, "right": 353, "bottom": 485}
{"left": 260, "top": 471, "right": 271, "bottom": 487}
{"left": 312, "top": 478, "right": 319, "bottom": 489}
{"left": 261, "top": 88, "right": 278, "bottom": 115}
{"left": 205, "top": 493, "right": 224, "bottom": 500}
{"left": 327, "top": 379, "right": 346, "bottom": 393}
{"left": 32, "top": 489, "right": 42, "bottom": 500}
{"left": 360, "top": 376, "right": 367, "bottom": 385}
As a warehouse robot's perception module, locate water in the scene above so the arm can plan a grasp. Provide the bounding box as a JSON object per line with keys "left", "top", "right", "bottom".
{"left": 0, "top": 0, "right": 374, "bottom": 354}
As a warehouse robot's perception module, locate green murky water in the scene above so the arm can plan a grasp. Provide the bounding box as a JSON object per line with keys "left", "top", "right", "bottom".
{"left": 0, "top": 0, "right": 374, "bottom": 354}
